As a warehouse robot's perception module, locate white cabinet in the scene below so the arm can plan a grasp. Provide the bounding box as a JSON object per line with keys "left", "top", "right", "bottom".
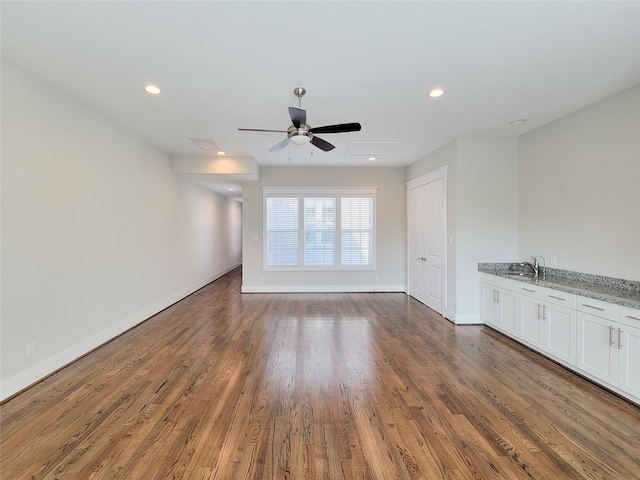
{"left": 480, "top": 275, "right": 519, "bottom": 336}
{"left": 619, "top": 306, "right": 640, "bottom": 399}
{"left": 519, "top": 284, "right": 576, "bottom": 365}
{"left": 543, "top": 302, "right": 577, "bottom": 365}
{"left": 515, "top": 282, "right": 545, "bottom": 348}
{"left": 576, "top": 311, "right": 618, "bottom": 385}
{"left": 576, "top": 297, "right": 640, "bottom": 401}
{"left": 480, "top": 282, "right": 499, "bottom": 327}
{"left": 542, "top": 290, "right": 577, "bottom": 365}
{"left": 520, "top": 294, "right": 545, "bottom": 349}
{"left": 497, "top": 289, "right": 519, "bottom": 336}
{"left": 480, "top": 273, "right": 639, "bottom": 404}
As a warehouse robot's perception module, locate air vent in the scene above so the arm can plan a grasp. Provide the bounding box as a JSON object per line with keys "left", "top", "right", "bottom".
{"left": 189, "top": 137, "right": 221, "bottom": 151}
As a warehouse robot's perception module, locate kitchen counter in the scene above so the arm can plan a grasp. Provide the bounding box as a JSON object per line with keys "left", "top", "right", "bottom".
{"left": 478, "top": 263, "right": 640, "bottom": 310}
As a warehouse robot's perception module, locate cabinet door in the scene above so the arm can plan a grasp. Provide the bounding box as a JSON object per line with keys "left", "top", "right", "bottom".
{"left": 498, "top": 289, "right": 519, "bottom": 337}
{"left": 544, "top": 303, "right": 577, "bottom": 366}
{"left": 618, "top": 323, "right": 640, "bottom": 400}
{"left": 480, "top": 283, "right": 498, "bottom": 326}
{"left": 520, "top": 295, "right": 543, "bottom": 348}
{"left": 576, "top": 312, "right": 618, "bottom": 385}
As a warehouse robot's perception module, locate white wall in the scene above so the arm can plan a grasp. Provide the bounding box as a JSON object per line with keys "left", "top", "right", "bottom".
{"left": 242, "top": 166, "right": 406, "bottom": 292}
{"left": 0, "top": 62, "right": 242, "bottom": 400}
{"left": 519, "top": 85, "right": 640, "bottom": 280}
{"left": 456, "top": 137, "right": 519, "bottom": 318}
{"left": 406, "top": 137, "right": 519, "bottom": 322}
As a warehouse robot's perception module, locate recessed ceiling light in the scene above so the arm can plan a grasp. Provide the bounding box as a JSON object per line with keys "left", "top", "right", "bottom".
{"left": 144, "top": 85, "right": 162, "bottom": 95}
{"left": 217, "top": 151, "right": 226, "bottom": 155}
{"left": 428, "top": 88, "right": 445, "bottom": 98}
{"left": 228, "top": 188, "right": 234, "bottom": 191}
{"left": 510, "top": 119, "right": 527, "bottom": 125}
{"left": 368, "top": 157, "right": 376, "bottom": 161}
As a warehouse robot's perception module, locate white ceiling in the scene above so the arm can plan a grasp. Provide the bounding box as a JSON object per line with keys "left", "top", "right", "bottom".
{"left": 2, "top": 1, "right": 639, "bottom": 198}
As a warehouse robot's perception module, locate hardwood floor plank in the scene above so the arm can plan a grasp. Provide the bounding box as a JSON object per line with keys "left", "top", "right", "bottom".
{"left": 2, "top": 268, "right": 639, "bottom": 479}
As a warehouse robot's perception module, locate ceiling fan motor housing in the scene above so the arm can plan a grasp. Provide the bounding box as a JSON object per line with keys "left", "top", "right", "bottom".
{"left": 288, "top": 124, "right": 311, "bottom": 137}
{"left": 288, "top": 125, "right": 312, "bottom": 144}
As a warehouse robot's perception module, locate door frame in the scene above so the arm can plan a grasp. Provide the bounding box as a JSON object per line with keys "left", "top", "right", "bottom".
{"left": 405, "top": 165, "right": 448, "bottom": 316}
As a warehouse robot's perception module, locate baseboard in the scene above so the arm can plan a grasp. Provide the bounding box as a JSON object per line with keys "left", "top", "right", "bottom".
{"left": 443, "top": 308, "right": 457, "bottom": 323}
{"left": 241, "top": 284, "right": 406, "bottom": 293}
{"left": 0, "top": 262, "right": 241, "bottom": 402}
{"left": 454, "top": 313, "right": 482, "bottom": 325}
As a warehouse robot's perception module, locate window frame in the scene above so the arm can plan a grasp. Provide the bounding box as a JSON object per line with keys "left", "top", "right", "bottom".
{"left": 263, "top": 186, "right": 377, "bottom": 271}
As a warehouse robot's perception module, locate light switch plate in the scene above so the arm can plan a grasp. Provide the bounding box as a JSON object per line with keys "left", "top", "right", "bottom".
{"left": 250, "top": 234, "right": 259, "bottom": 241}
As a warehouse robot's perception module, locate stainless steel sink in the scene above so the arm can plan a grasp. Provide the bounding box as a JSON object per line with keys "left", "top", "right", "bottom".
{"left": 504, "top": 272, "right": 538, "bottom": 281}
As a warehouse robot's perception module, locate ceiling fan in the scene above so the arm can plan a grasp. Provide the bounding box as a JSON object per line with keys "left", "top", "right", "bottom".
{"left": 238, "top": 87, "right": 361, "bottom": 152}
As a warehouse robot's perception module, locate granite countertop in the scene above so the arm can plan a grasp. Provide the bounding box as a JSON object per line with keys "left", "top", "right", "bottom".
{"left": 478, "top": 263, "right": 640, "bottom": 310}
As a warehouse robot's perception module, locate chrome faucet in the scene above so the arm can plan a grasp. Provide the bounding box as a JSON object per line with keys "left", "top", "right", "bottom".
{"left": 533, "top": 255, "right": 546, "bottom": 277}
{"left": 520, "top": 256, "right": 539, "bottom": 277}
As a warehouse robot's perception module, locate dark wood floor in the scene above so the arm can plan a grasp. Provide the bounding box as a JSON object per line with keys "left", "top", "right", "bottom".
{"left": 1, "top": 268, "right": 639, "bottom": 479}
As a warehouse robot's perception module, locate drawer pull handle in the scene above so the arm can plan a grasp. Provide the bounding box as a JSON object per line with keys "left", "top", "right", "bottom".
{"left": 522, "top": 288, "right": 536, "bottom": 292}
{"left": 548, "top": 295, "right": 565, "bottom": 301}
{"left": 582, "top": 304, "right": 605, "bottom": 311}
{"left": 626, "top": 315, "right": 640, "bottom": 321}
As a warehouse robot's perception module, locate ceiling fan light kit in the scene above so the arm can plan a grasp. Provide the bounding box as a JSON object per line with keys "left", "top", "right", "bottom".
{"left": 290, "top": 133, "right": 311, "bottom": 145}
{"left": 238, "top": 87, "right": 361, "bottom": 153}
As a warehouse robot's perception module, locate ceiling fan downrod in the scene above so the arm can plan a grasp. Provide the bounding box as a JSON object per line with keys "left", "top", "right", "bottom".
{"left": 293, "top": 87, "right": 306, "bottom": 108}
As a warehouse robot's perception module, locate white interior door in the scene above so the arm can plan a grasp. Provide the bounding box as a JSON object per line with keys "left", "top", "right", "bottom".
{"left": 408, "top": 176, "right": 445, "bottom": 314}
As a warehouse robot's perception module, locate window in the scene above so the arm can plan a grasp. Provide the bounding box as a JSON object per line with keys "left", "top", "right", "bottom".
{"left": 266, "top": 197, "right": 298, "bottom": 267}
{"left": 264, "top": 187, "right": 376, "bottom": 270}
{"left": 304, "top": 198, "right": 336, "bottom": 266}
{"left": 341, "top": 197, "right": 373, "bottom": 266}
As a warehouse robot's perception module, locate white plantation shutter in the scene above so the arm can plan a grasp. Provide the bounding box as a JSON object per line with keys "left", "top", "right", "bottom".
{"left": 263, "top": 187, "right": 375, "bottom": 270}
{"left": 341, "top": 197, "right": 373, "bottom": 266}
{"left": 304, "top": 198, "right": 336, "bottom": 266}
{"left": 266, "top": 197, "right": 299, "bottom": 267}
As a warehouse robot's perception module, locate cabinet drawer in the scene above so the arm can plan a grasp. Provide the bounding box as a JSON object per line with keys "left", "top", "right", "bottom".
{"left": 544, "top": 289, "right": 577, "bottom": 308}
{"left": 619, "top": 305, "right": 640, "bottom": 328}
{"left": 514, "top": 282, "right": 545, "bottom": 300}
{"left": 480, "top": 273, "right": 518, "bottom": 292}
{"left": 577, "top": 296, "right": 618, "bottom": 321}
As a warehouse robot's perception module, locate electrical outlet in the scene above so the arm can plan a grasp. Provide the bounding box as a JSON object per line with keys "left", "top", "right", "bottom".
{"left": 550, "top": 256, "right": 557, "bottom": 267}
{"left": 376, "top": 275, "right": 380, "bottom": 281}
{"left": 26, "top": 342, "right": 36, "bottom": 358}
{"left": 260, "top": 275, "right": 264, "bottom": 282}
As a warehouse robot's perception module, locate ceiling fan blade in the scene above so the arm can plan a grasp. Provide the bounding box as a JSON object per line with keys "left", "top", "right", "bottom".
{"left": 289, "top": 107, "right": 306, "bottom": 128}
{"left": 310, "top": 136, "right": 335, "bottom": 152}
{"left": 238, "top": 128, "right": 288, "bottom": 133}
{"left": 269, "top": 137, "right": 291, "bottom": 152}
{"left": 310, "top": 122, "right": 361, "bottom": 134}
